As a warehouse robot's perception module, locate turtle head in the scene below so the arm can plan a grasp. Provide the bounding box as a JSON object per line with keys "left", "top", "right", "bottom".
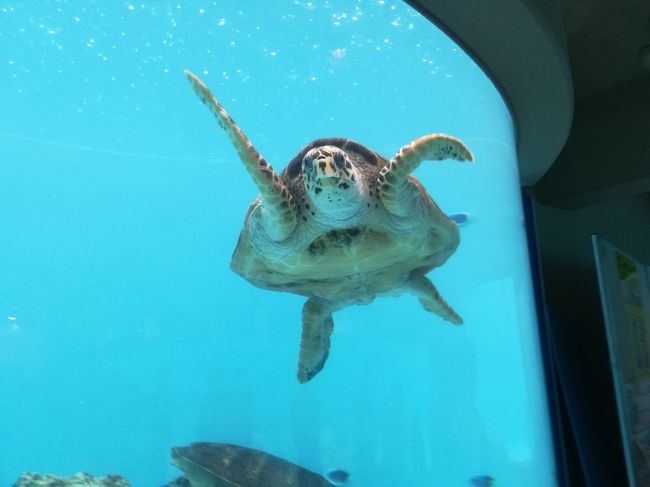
{"left": 302, "top": 145, "right": 365, "bottom": 220}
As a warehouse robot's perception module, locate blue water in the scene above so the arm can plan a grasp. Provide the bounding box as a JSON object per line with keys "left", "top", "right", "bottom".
{"left": 0, "top": 1, "right": 556, "bottom": 486}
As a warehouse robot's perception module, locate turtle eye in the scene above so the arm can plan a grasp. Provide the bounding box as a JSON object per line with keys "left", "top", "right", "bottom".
{"left": 302, "top": 156, "right": 314, "bottom": 171}
{"left": 333, "top": 152, "right": 347, "bottom": 169}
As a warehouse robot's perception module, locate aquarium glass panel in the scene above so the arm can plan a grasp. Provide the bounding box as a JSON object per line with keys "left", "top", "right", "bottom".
{"left": 0, "top": 1, "right": 556, "bottom": 486}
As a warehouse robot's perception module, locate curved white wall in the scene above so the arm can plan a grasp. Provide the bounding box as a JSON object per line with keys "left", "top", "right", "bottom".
{"left": 407, "top": 0, "right": 574, "bottom": 185}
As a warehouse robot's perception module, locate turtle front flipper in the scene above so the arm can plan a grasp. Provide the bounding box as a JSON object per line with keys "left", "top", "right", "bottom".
{"left": 297, "top": 297, "right": 338, "bottom": 383}
{"left": 404, "top": 272, "right": 463, "bottom": 325}
{"left": 379, "top": 134, "right": 473, "bottom": 217}
{"left": 184, "top": 70, "right": 297, "bottom": 241}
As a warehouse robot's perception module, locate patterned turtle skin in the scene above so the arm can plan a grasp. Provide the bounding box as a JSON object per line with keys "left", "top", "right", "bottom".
{"left": 171, "top": 443, "right": 333, "bottom": 487}
{"left": 184, "top": 70, "right": 474, "bottom": 383}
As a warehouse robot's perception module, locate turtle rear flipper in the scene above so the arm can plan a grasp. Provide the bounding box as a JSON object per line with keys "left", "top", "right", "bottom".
{"left": 297, "top": 298, "right": 338, "bottom": 383}
{"left": 405, "top": 273, "right": 463, "bottom": 325}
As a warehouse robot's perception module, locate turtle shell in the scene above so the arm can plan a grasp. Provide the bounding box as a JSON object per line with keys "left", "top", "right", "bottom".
{"left": 171, "top": 442, "right": 333, "bottom": 487}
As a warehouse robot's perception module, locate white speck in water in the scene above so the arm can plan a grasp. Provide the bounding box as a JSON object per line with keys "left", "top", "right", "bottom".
{"left": 331, "top": 48, "right": 346, "bottom": 59}
{"left": 8, "top": 60, "right": 15, "bottom": 65}
{"left": 270, "top": 51, "right": 277, "bottom": 57}
{"left": 198, "top": 8, "right": 204, "bottom": 14}
{"left": 74, "top": 16, "right": 80, "bottom": 22}
{"left": 203, "top": 70, "right": 209, "bottom": 75}
{"left": 218, "top": 18, "right": 226, "bottom": 26}
{"left": 127, "top": 5, "right": 134, "bottom": 11}
{"left": 7, "top": 316, "right": 16, "bottom": 321}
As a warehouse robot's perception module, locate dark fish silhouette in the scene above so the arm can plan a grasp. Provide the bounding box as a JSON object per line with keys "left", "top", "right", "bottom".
{"left": 171, "top": 442, "right": 333, "bottom": 487}
{"left": 325, "top": 468, "right": 349, "bottom": 485}
{"left": 449, "top": 213, "right": 469, "bottom": 225}
{"left": 470, "top": 475, "right": 495, "bottom": 486}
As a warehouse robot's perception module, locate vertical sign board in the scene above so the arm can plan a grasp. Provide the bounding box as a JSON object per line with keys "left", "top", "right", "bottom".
{"left": 592, "top": 235, "right": 650, "bottom": 487}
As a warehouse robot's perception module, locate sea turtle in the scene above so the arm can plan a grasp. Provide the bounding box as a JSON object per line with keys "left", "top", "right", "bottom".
{"left": 184, "top": 70, "right": 473, "bottom": 383}
{"left": 170, "top": 442, "right": 334, "bottom": 487}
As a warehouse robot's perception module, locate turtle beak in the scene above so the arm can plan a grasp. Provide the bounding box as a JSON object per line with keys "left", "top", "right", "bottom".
{"left": 316, "top": 156, "right": 339, "bottom": 178}
{"left": 303, "top": 146, "right": 353, "bottom": 179}
{"left": 304, "top": 155, "right": 339, "bottom": 180}
{"left": 302, "top": 146, "right": 359, "bottom": 207}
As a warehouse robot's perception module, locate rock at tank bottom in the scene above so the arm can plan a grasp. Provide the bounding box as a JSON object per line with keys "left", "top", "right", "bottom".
{"left": 12, "top": 472, "right": 132, "bottom": 487}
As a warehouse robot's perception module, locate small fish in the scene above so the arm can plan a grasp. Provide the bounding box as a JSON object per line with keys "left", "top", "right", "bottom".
{"left": 325, "top": 468, "right": 350, "bottom": 485}
{"left": 470, "top": 475, "right": 494, "bottom": 486}
{"left": 449, "top": 213, "right": 469, "bottom": 226}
